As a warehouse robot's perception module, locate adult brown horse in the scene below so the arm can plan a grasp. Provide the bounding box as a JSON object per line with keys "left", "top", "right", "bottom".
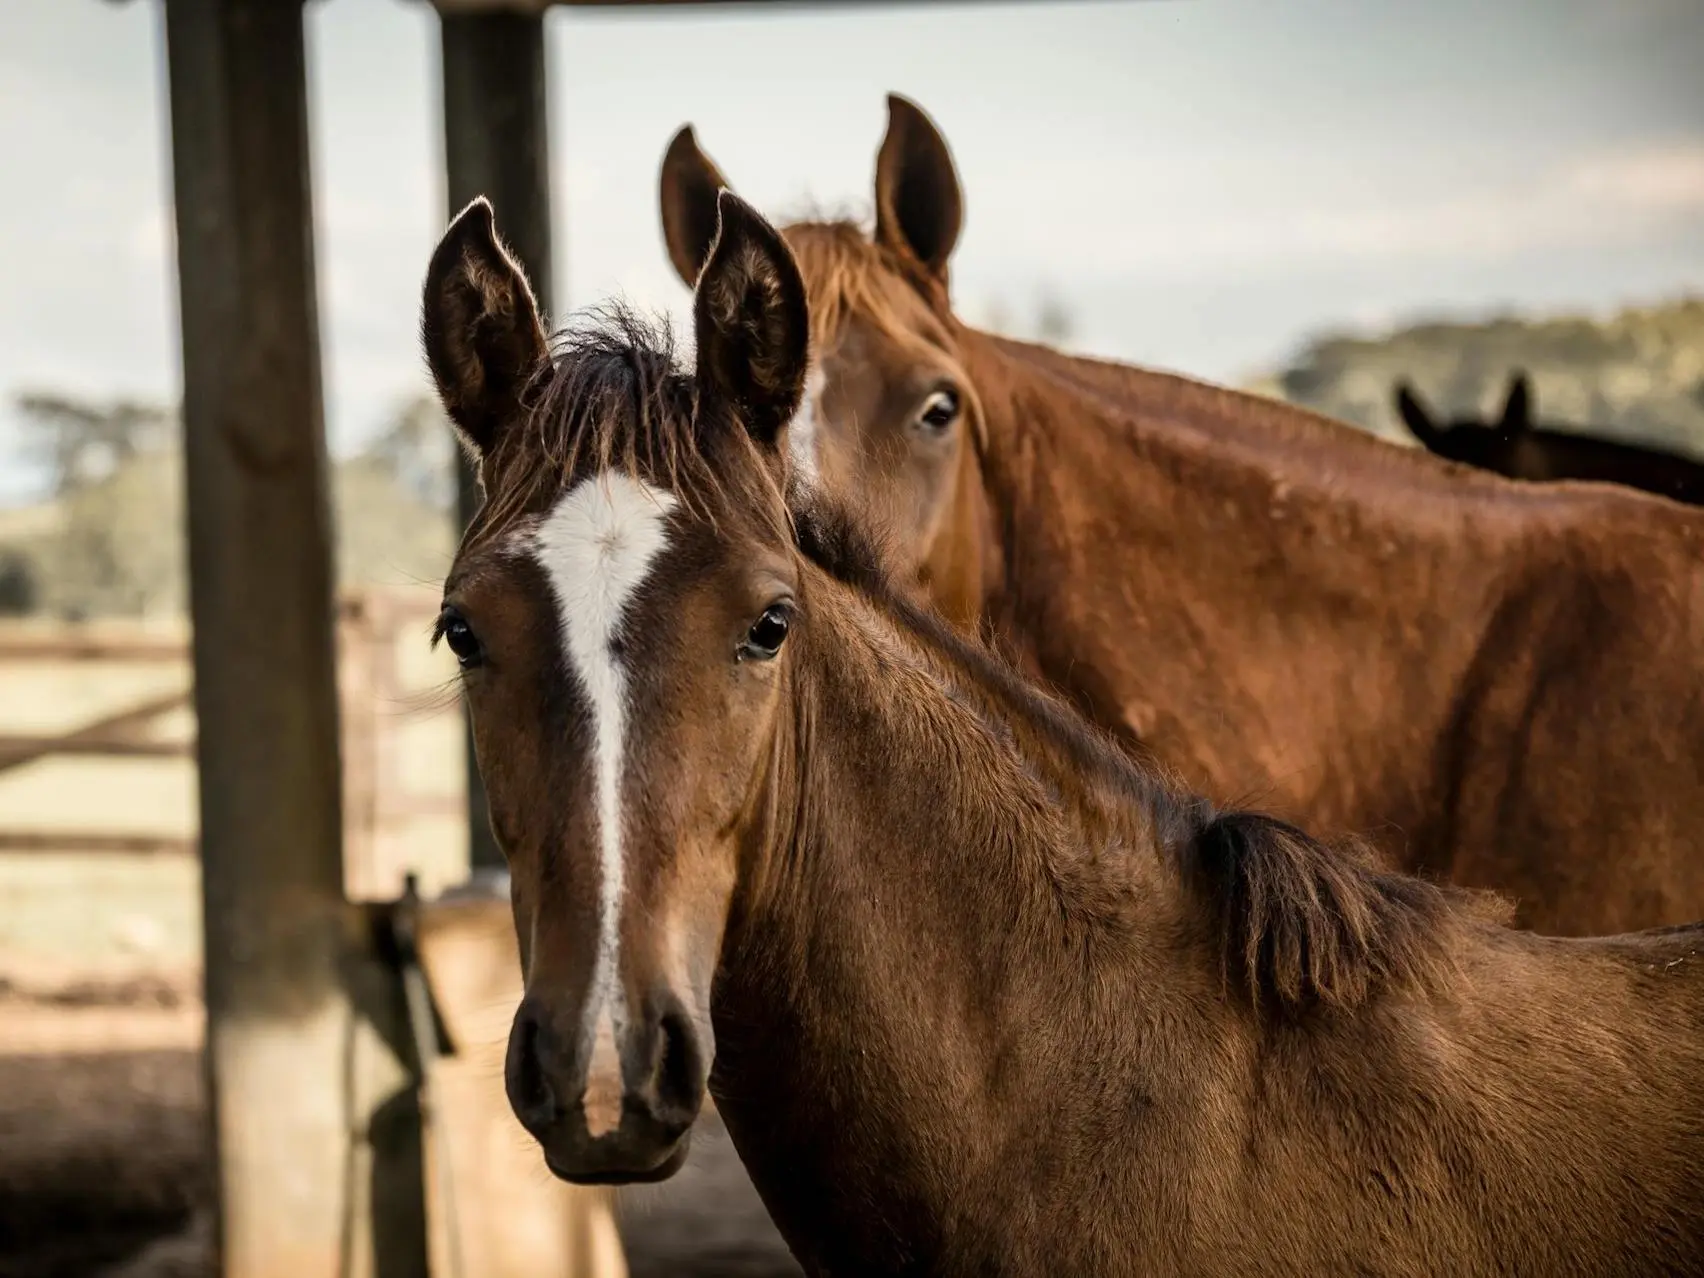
{"left": 421, "top": 192, "right": 1704, "bottom": 1275}
{"left": 657, "top": 96, "right": 1704, "bottom": 937}
{"left": 1398, "top": 373, "right": 1704, "bottom": 508}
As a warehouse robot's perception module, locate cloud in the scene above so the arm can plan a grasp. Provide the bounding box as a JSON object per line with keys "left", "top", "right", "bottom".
{"left": 1041, "top": 141, "right": 1704, "bottom": 280}
{"left": 1565, "top": 144, "right": 1704, "bottom": 210}
{"left": 1286, "top": 144, "right": 1704, "bottom": 260}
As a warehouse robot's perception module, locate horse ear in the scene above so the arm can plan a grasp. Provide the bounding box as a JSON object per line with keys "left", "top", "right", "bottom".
{"left": 693, "top": 190, "right": 810, "bottom": 452}
{"left": 1396, "top": 382, "right": 1441, "bottom": 447}
{"left": 421, "top": 198, "right": 548, "bottom": 460}
{"left": 660, "top": 125, "right": 734, "bottom": 288}
{"left": 874, "top": 93, "right": 963, "bottom": 282}
{"left": 1501, "top": 374, "right": 1532, "bottom": 432}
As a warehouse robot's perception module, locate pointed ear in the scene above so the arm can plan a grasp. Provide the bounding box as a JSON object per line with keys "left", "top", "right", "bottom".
{"left": 1396, "top": 382, "right": 1441, "bottom": 446}
{"left": 874, "top": 93, "right": 963, "bottom": 282}
{"left": 421, "top": 197, "right": 548, "bottom": 460}
{"left": 693, "top": 190, "right": 810, "bottom": 451}
{"left": 1501, "top": 374, "right": 1531, "bottom": 432}
{"left": 660, "top": 125, "right": 734, "bottom": 288}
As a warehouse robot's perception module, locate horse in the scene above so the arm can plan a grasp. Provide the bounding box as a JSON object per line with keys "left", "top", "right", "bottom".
{"left": 656, "top": 95, "right": 1704, "bottom": 937}
{"left": 1397, "top": 373, "right": 1704, "bottom": 508}
{"left": 421, "top": 192, "right": 1704, "bottom": 1276}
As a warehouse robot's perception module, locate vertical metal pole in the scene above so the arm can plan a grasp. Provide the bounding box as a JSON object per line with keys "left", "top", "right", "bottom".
{"left": 161, "top": 2, "right": 421, "bottom": 1273}
{"left": 437, "top": 10, "right": 556, "bottom": 873}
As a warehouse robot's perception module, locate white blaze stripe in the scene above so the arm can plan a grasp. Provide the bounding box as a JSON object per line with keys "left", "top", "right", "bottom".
{"left": 788, "top": 365, "right": 826, "bottom": 489}
{"left": 532, "top": 471, "right": 678, "bottom": 1119}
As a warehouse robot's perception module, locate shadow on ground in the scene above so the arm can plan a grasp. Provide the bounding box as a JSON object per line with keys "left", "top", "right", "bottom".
{"left": 0, "top": 1044, "right": 800, "bottom": 1277}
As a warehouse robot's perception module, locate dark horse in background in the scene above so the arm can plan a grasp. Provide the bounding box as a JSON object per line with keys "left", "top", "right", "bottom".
{"left": 1397, "top": 373, "right": 1704, "bottom": 508}
{"left": 658, "top": 95, "right": 1704, "bottom": 937}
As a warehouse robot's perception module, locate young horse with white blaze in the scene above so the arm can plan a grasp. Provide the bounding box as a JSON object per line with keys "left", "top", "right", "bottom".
{"left": 422, "top": 196, "right": 1704, "bottom": 1275}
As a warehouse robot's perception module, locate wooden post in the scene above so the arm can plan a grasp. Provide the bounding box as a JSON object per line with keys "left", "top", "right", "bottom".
{"left": 161, "top": 2, "right": 423, "bottom": 1274}
{"left": 438, "top": 8, "right": 556, "bottom": 872}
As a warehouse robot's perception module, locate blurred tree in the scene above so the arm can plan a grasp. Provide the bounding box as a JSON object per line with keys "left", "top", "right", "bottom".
{"left": 359, "top": 394, "right": 457, "bottom": 512}
{"left": 1246, "top": 297, "right": 1704, "bottom": 456}
{"left": 10, "top": 393, "right": 179, "bottom": 616}
{"left": 14, "top": 392, "right": 176, "bottom": 495}
{"left": 0, "top": 550, "right": 37, "bottom": 616}
{"left": 1, "top": 388, "right": 460, "bottom": 618}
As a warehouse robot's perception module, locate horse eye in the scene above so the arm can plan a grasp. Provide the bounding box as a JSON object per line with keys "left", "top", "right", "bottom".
{"left": 917, "top": 388, "right": 960, "bottom": 433}
{"left": 739, "top": 605, "right": 792, "bottom": 661}
{"left": 437, "top": 609, "right": 483, "bottom": 669}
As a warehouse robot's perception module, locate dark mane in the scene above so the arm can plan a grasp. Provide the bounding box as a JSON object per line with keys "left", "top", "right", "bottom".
{"left": 477, "top": 304, "right": 751, "bottom": 534}
{"left": 1185, "top": 811, "right": 1489, "bottom": 1009}
{"left": 793, "top": 495, "right": 1488, "bottom": 1014}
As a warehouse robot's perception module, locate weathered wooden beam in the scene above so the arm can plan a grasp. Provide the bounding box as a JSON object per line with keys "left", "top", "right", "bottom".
{"left": 438, "top": 9, "right": 556, "bottom": 872}
{"left": 428, "top": 0, "right": 1150, "bottom": 11}
{"left": 0, "top": 632, "right": 188, "bottom": 661}
{"left": 0, "top": 736, "right": 192, "bottom": 762}
{"left": 160, "top": 2, "right": 423, "bottom": 1274}
{"left": 0, "top": 688, "right": 191, "bottom": 775}
{"left": 0, "top": 831, "right": 196, "bottom": 856}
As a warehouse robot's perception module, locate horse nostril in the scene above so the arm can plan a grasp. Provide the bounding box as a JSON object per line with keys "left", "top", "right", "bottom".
{"left": 651, "top": 1006, "right": 705, "bottom": 1129}
{"left": 505, "top": 1002, "right": 558, "bottom": 1137}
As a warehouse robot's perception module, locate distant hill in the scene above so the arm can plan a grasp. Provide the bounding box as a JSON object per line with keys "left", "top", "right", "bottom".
{"left": 1242, "top": 297, "right": 1704, "bottom": 460}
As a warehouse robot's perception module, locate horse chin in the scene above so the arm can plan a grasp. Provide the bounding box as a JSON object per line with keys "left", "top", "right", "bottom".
{"left": 544, "top": 1132, "right": 693, "bottom": 1186}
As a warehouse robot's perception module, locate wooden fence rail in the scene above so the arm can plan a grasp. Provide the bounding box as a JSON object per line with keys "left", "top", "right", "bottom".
{"left": 0, "top": 587, "right": 460, "bottom": 901}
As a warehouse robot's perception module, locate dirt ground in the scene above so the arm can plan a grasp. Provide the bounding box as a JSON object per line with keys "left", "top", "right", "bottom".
{"left": 0, "top": 987, "right": 800, "bottom": 1278}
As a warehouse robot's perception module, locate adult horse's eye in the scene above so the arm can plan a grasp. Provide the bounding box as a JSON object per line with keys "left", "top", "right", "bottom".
{"left": 916, "top": 388, "right": 960, "bottom": 433}
{"left": 435, "top": 608, "right": 484, "bottom": 669}
{"left": 740, "top": 605, "right": 792, "bottom": 661}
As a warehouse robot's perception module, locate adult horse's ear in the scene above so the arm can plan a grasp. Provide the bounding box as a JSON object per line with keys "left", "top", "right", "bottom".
{"left": 660, "top": 125, "right": 734, "bottom": 288}
{"left": 693, "top": 189, "right": 809, "bottom": 452}
{"left": 1395, "top": 382, "right": 1442, "bottom": 447}
{"left": 874, "top": 93, "right": 963, "bottom": 282}
{"left": 421, "top": 197, "right": 548, "bottom": 460}
{"left": 1500, "top": 373, "right": 1532, "bottom": 433}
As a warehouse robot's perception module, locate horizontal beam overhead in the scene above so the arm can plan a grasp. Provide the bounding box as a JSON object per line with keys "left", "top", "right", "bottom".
{"left": 101, "top": 0, "right": 1165, "bottom": 17}
{"left": 425, "top": 0, "right": 1154, "bottom": 12}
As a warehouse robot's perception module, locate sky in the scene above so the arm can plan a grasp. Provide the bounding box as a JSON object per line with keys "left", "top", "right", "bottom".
{"left": 0, "top": 0, "right": 1701, "bottom": 505}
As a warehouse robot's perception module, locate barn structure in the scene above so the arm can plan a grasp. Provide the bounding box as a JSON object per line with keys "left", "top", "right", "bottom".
{"left": 150, "top": 1, "right": 1079, "bottom": 1273}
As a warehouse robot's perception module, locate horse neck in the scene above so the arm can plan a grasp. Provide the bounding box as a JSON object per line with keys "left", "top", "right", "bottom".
{"left": 714, "top": 570, "right": 1204, "bottom": 1262}
{"left": 947, "top": 328, "right": 1520, "bottom": 774}
{"left": 959, "top": 329, "right": 1474, "bottom": 592}
{"left": 743, "top": 567, "right": 1182, "bottom": 994}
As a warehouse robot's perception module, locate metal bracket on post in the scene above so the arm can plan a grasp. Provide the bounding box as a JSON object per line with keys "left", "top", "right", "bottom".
{"left": 390, "top": 873, "right": 465, "bottom": 1278}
